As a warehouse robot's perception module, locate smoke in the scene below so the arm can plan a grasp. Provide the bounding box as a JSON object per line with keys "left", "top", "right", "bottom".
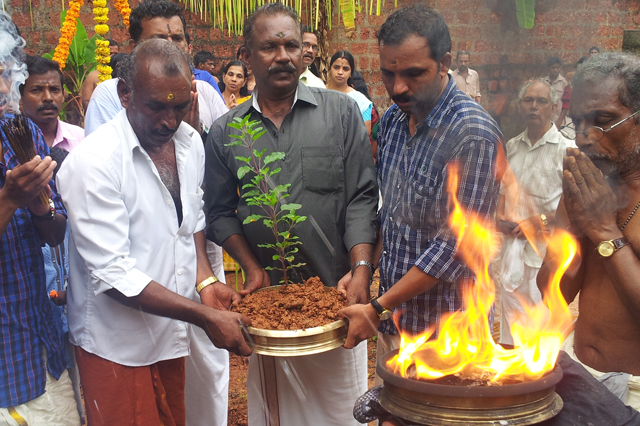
{"left": 0, "top": 11, "right": 28, "bottom": 116}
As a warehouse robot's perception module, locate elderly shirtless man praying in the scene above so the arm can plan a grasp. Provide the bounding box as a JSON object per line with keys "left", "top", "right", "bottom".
{"left": 539, "top": 52, "right": 640, "bottom": 410}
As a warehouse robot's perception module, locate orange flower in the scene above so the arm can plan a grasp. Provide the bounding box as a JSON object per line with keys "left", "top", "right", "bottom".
{"left": 52, "top": 0, "right": 84, "bottom": 69}
{"left": 49, "top": 290, "right": 59, "bottom": 299}
{"left": 114, "top": 0, "right": 131, "bottom": 28}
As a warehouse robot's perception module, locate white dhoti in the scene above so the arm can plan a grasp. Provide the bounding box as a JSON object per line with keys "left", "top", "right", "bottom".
{"left": 562, "top": 331, "right": 640, "bottom": 411}
{"left": 185, "top": 241, "right": 230, "bottom": 426}
{"left": 499, "top": 264, "right": 544, "bottom": 345}
{"left": 247, "top": 341, "right": 368, "bottom": 426}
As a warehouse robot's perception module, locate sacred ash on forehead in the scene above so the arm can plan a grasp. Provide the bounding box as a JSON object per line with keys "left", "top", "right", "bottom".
{"left": 0, "top": 11, "right": 28, "bottom": 114}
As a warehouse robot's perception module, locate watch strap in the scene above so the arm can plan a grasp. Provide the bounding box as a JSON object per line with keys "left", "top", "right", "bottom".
{"left": 351, "top": 260, "right": 373, "bottom": 281}
{"left": 612, "top": 237, "right": 630, "bottom": 250}
{"left": 196, "top": 275, "right": 220, "bottom": 294}
{"left": 370, "top": 298, "right": 385, "bottom": 316}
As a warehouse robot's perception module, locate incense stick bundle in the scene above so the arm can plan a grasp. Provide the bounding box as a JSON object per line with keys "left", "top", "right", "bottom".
{"left": 1, "top": 115, "right": 50, "bottom": 205}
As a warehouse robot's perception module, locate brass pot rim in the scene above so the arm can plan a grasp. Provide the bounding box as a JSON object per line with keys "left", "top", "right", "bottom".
{"left": 247, "top": 318, "right": 347, "bottom": 337}
{"left": 378, "top": 349, "right": 563, "bottom": 398}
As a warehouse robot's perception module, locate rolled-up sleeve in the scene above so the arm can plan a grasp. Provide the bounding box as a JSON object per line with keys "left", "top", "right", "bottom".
{"left": 204, "top": 124, "right": 245, "bottom": 245}
{"left": 342, "top": 100, "right": 379, "bottom": 251}
{"left": 415, "top": 138, "right": 499, "bottom": 282}
{"left": 57, "top": 151, "right": 152, "bottom": 297}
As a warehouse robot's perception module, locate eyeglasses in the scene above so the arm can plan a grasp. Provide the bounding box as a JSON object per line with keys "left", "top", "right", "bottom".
{"left": 301, "top": 42, "right": 319, "bottom": 52}
{"left": 560, "top": 109, "right": 640, "bottom": 141}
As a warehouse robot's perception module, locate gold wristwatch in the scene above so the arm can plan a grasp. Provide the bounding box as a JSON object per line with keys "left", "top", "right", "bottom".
{"left": 371, "top": 298, "right": 392, "bottom": 321}
{"left": 540, "top": 213, "right": 548, "bottom": 227}
{"left": 596, "top": 237, "right": 629, "bottom": 258}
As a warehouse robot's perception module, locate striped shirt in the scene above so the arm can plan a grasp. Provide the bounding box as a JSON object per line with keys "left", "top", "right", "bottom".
{"left": 0, "top": 114, "right": 67, "bottom": 406}
{"left": 377, "top": 77, "right": 503, "bottom": 336}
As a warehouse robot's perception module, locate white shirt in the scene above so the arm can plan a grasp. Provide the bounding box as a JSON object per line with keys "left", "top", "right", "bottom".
{"left": 502, "top": 124, "right": 576, "bottom": 267}
{"left": 57, "top": 109, "right": 206, "bottom": 366}
{"left": 543, "top": 74, "right": 569, "bottom": 123}
{"left": 84, "top": 78, "right": 229, "bottom": 136}
{"left": 299, "top": 67, "right": 325, "bottom": 88}
{"left": 451, "top": 68, "right": 481, "bottom": 100}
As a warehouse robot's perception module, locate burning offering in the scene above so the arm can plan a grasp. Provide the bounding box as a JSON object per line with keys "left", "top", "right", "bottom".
{"left": 377, "top": 164, "right": 578, "bottom": 424}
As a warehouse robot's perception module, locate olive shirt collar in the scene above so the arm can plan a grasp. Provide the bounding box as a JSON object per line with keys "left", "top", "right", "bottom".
{"left": 246, "top": 81, "right": 319, "bottom": 115}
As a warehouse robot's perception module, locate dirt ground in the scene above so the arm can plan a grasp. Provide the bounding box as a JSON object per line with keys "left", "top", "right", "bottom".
{"left": 224, "top": 271, "right": 579, "bottom": 426}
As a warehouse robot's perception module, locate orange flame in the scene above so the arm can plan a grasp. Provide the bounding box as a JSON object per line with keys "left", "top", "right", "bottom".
{"left": 388, "top": 163, "right": 577, "bottom": 383}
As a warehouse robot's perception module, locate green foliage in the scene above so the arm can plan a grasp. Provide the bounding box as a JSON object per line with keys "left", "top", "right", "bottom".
{"left": 43, "top": 11, "right": 103, "bottom": 120}
{"left": 514, "top": 0, "right": 535, "bottom": 30}
{"left": 226, "top": 115, "right": 307, "bottom": 285}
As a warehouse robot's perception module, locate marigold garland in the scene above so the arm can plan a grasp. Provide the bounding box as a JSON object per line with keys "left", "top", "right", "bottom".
{"left": 114, "top": 0, "right": 131, "bottom": 28}
{"left": 93, "top": 0, "right": 111, "bottom": 82}
{"left": 52, "top": 0, "right": 83, "bottom": 69}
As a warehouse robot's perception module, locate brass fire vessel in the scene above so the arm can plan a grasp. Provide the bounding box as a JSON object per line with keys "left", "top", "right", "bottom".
{"left": 244, "top": 286, "right": 347, "bottom": 357}
{"left": 377, "top": 349, "right": 563, "bottom": 425}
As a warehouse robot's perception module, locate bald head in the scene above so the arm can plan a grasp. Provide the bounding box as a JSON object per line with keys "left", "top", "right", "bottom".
{"left": 118, "top": 38, "right": 191, "bottom": 97}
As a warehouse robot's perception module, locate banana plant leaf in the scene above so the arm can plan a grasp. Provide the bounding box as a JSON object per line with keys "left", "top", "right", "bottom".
{"left": 515, "top": 0, "right": 535, "bottom": 29}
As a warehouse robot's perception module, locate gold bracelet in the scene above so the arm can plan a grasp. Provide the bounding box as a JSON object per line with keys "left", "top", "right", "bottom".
{"left": 196, "top": 276, "right": 219, "bottom": 294}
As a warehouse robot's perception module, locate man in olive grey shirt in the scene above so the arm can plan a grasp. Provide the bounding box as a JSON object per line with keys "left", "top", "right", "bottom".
{"left": 204, "top": 4, "right": 377, "bottom": 426}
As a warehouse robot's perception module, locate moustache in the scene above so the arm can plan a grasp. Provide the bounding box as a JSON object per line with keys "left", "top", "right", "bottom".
{"left": 37, "top": 103, "right": 59, "bottom": 112}
{"left": 268, "top": 64, "right": 297, "bottom": 75}
{"left": 391, "top": 94, "right": 416, "bottom": 104}
{"left": 153, "top": 126, "right": 178, "bottom": 138}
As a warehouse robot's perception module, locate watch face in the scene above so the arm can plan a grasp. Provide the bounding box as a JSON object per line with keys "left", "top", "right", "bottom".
{"left": 380, "top": 310, "right": 392, "bottom": 321}
{"left": 598, "top": 241, "right": 615, "bottom": 257}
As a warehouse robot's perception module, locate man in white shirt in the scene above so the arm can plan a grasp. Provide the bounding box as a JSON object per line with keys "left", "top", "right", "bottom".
{"left": 543, "top": 56, "right": 569, "bottom": 126}
{"left": 496, "top": 80, "right": 575, "bottom": 345}
{"left": 299, "top": 26, "right": 325, "bottom": 88}
{"left": 57, "top": 39, "right": 251, "bottom": 426}
{"left": 450, "top": 50, "right": 481, "bottom": 103}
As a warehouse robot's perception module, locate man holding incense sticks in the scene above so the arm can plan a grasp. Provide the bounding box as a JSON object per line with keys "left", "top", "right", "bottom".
{"left": 0, "top": 12, "right": 80, "bottom": 426}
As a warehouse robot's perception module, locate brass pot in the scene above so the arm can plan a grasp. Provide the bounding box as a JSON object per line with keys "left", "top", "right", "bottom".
{"left": 244, "top": 285, "right": 347, "bottom": 357}
{"left": 377, "top": 349, "right": 563, "bottom": 425}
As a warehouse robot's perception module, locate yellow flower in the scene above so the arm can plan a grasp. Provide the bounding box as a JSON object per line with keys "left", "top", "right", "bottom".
{"left": 95, "top": 24, "right": 109, "bottom": 34}
{"left": 93, "top": 0, "right": 106, "bottom": 6}
{"left": 94, "top": 15, "right": 108, "bottom": 24}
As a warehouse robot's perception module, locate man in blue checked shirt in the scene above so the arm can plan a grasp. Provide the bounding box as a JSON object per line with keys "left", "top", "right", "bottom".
{"left": 0, "top": 12, "right": 80, "bottom": 425}
{"left": 339, "top": 5, "right": 504, "bottom": 376}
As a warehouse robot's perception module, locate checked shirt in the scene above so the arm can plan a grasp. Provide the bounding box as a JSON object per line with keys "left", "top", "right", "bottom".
{"left": 0, "top": 114, "right": 67, "bottom": 407}
{"left": 377, "top": 77, "right": 503, "bottom": 336}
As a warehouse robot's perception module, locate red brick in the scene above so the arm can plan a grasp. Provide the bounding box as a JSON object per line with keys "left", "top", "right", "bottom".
{"left": 360, "top": 28, "right": 370, "bottom": 40}
{"left": 441, "top": 11, "right": 455, "bottom": 24}
{"left": 359, "top": 56, "right": 370, "bottom": 70}
{"left": 45, "top": 31, "right": 60, "bottom": 45}
{"left": 607, "top": 12, "right": 622, "bottom": 24}
{"left": 449, "top": 26, "right": 466, "bottom": 39}
{"left": 597, "top": 25, "right": 611, "bottom": 36}
{"left": 368, "top": 43, "right": 379, "bottom": 55}
{"left": 374, "top": 84, "right": 386, "bottom": 96}
{"left": 488, "top": 80, "right": 498, "bottom": 92}
{"left": 546, "top": 26, "right": 555, "bottom": 36}
{"left": 612, "top": 26, "right": 624, "bottom": 36}
{"left": 594, "top": 12, "right": 607, "bottom": 23}
{"left": 351, "top": 42, "right": 368, "bottom": 55}
{"left": 371, "top": 56, "right": 380, "bottom": 70}
{"left": 12, "top": 12, "right": 31, "bottom": 28}
{"left": 605, "top": 38, "right": 621, "bottom": 50}
{"left": 456, "top": 12, "right": 470, "bottom": 24}
{"left": 564, "top": 38, "right": 577, "bottom": 51}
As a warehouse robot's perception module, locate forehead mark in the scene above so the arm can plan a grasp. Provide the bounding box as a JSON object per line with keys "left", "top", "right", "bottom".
{"left": 276, "top": 32, "right": 285, "bottom": 38}
{"left": 167, "top": 93, "right": 174, "bottom": 101}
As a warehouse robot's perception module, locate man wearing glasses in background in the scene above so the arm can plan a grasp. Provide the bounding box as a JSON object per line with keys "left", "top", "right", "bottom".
{"left": 299, "top": 26, "right": 325, "bottom": 88}
{"left": 539, "top": 53, "right": 640, "bottom": 410}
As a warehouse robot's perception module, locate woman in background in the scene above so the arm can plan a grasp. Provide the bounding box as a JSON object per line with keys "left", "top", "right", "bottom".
{"left": 217, "top": 60, "right": 251, "bottom": 109}
{"left": 326, "top": 50, "right": 372, "bottom": 137}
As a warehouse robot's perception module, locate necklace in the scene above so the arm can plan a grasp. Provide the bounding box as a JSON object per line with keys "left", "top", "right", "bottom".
{"left": 619, "top": 198, "right": 640, "bottom": 231}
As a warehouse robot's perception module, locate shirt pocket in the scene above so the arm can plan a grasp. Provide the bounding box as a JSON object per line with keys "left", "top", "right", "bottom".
{"left": 301, "top": 146, "right": 344, "bottom": 194}
{"left": 181, "top": 187, "right": 204, "bottom": 234}
{"left": 400, "top": 174, "right": 438, "bottom": 227}
{"left": 525, "top": 167, "right": 560, "bottom": 199}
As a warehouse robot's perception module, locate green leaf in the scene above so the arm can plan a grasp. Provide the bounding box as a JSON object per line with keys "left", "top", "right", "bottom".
{"left": 270, "top": 167, "right": 282, "bottom": 176}
{"left": 237, "top": 166, "right": 252, "bottom": 179}
{"left": 252, "top": 129, "right": 267, "bottom": 140}
{"left": 280, "top": 203, "right": 302, "bottom": 211}
{"left": 264, "top": 152, "right": 286, "bottom": 165}
{"left": 241, "top": 189, "right": 260, "bottom": 199}
{"left": 236, "top": 155, "right": 252, "bottom": 163}
{"left": 42, "top": 49, "right": 55, "bottom": 60}
{"left": 241, "top": 183, "right": 255, "bottom": 190}
{"left": 83, "top": 35, "right": 100, "bottom": 70}
{"left": 242, "top": 214, "right": 263, "bottom": 224}
{"left": 263, "top": 219, "right": 273, "bottom": 228}
{"left": 232, "top": 117, "right": 243, "bottom": 123}
{"left": 515, "top": 0, "right": 535, "bottom": 29}
{"left": 68, "top": 17, "right": 89, "bottom": 68}
{"left": 258, "top": 243, "right": 276, "bottom": 248}
{"left": 272, "top": 254, "right": 281, "bottom": 261}
{"left": 253, "top": 148, "right": 267, "bottom": 158}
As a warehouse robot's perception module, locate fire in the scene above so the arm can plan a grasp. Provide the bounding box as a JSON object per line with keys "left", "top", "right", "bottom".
{"left": 388, "top": 163, "right": 577, "bottom": 383}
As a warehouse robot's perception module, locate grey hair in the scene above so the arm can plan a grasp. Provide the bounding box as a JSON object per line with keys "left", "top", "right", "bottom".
{"left": 518, "top": 79, "right": 559, "bottom": 105}
{"left": 573, "top": 52, "right": 640, "bottom": 113}
{"left": 118, "top": 38, "right": 191, "bottom": 97}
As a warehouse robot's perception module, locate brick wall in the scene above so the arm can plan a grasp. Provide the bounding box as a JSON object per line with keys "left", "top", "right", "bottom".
{"left": 7, "top": 0, "right": 640, "bottom": 139}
